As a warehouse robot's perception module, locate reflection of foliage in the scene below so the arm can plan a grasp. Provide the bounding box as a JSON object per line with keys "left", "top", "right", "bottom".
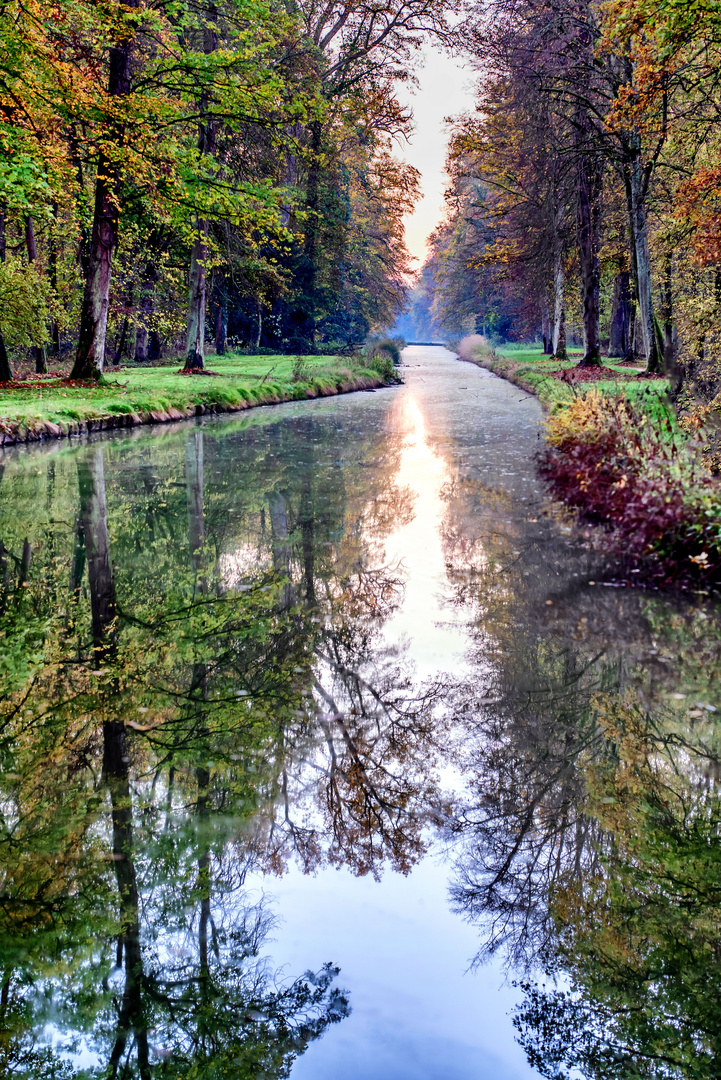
{"left": 515, "top": 706, "right": 721, "bottom": 1079}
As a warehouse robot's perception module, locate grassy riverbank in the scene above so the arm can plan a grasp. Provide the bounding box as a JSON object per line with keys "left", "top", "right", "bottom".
{"left": 460, "top": 342, "right": 671, "bottom": 418}
{"left": 0, "top": 353, "right": 395, "bottom": 444}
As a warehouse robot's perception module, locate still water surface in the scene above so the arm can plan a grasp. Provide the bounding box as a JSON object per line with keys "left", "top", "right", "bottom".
{"left": 0, "top": 346, "right": 719, "bottom": 1078}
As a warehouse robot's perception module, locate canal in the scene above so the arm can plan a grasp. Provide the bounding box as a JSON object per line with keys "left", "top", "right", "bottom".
{"left": 0, "top": 346, "right": 719, "bottom": 1078}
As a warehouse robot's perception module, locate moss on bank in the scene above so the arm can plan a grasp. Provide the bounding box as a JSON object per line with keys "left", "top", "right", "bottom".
{"left": 0, "top": 353, "right": 395, "bottom": 444}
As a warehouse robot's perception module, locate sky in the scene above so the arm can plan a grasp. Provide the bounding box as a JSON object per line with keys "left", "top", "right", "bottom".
{"left": 397, "top": 48, "right": 478, "bottom": 272}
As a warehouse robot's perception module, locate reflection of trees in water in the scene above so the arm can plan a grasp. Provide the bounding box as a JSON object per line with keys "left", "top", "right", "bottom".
{"left": 0, "top": 412, "right": 443, "bottom": 1074}
{"left": 437, "top": 464, "right": 721, "bottom": 1076}
{"left": 447, "top": 633, "right": 609, "bottom": 969}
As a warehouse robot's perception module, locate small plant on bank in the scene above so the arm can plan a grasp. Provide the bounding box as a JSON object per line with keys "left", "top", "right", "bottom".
{"left": 291, "top": 355, "right": 311, "bottom": 382}
{"left": 538, "top": 391, "right": 721, "bottom": 589}
{"left": 368, "top": 352, "right": 402, "bottom": 383}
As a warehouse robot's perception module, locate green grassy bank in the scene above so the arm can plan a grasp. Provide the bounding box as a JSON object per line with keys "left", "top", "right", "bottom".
{"left": 459, "top": 345, "right": 671, "bottom": 419}
{"left": 0, "top": 353, "right": 394, "bottom": 444}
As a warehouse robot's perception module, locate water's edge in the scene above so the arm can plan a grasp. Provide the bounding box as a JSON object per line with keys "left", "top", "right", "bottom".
{"left": 0, "top": 369, "right": 389, "bottom": 446}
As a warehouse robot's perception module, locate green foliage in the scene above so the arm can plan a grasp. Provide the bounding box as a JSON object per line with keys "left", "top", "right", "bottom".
{"left": 0, "top": 257, "right": 54, "bottom": 351}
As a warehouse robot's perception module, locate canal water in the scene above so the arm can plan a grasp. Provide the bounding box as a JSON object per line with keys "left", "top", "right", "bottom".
{"left": 0, "top": 346, "right": 719, "bottom": 1078}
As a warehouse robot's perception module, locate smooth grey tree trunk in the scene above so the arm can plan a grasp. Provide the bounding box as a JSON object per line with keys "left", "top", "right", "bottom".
{"left": 629, "top": 153, "right": 661, "bottom": 374}
{"left": 184, "top": 10, "right": 217, "bottom": 371}
{"left": 255, "top": 304, "right": 263, "bottom": 350}
{"left": 0, "top": 207, "right": 10, "bottom": 381}
{"left": 552, "top": 248, "right": 567, "bottom": 360}
{"left": 185, "top": 223, "right": 209, "bottom": 369}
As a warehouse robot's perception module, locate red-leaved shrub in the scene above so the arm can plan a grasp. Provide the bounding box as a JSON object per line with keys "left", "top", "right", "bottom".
{"left": 538, "top": 392, "right": 721, "bottom": 588}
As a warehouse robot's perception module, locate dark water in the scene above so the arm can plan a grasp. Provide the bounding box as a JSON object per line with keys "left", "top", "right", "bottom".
{"left": 1, "top": 346, "right": 719, "bottom": 1079}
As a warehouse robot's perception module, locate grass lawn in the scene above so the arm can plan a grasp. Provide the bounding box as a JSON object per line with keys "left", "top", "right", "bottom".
{"left": 464, "top": 345, "right": 672, "bottom": 420}
{"left": 0, "top": 352, "right": 390, "bottom": 441}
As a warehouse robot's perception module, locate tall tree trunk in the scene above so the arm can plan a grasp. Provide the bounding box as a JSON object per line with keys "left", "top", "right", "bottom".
{"left": 184, "top": 8, "right": 217, "bottom": 372}
{"left": 608, "top": 269, "right": 632, "bottom": 358}
{"left": 0, "top": 206, "right": 11, "bottom": 382}
{"left": 575, "top": 136, "right": 603, "bottom": 368}
{"left": 552, "top": 247, "right": 567, "bottom": 360}
{"left": 48, "top": 202, "right": 60, "bottom": 357}
{"left": 185, "top": 222, "right": 209, "bottom": 370}
{"left": 255, "top": 301, "right": 262, "bottom": 350}
{"left": 113, "top": 293, "right": 132, "bottom": 366}
{"left": 660, "top": 252, "right": 674, "bottom": 370}
{"left": 25, "top": 216, "right": 48, "bottom": 374}
{"left": 541, "top": 292, "right": 552, "bottom": 354}
{"left": 297, "top": 119, "right": 323, "bottom": 352}
{"left": 72, "top": 147, "right": 118, "bottom": 379}
{"left": 71, "top": 4, "right": 138, "bottom": 380}
{"left": 0, "top": 333, "right": 10, "bottom": 383}
{"left": 628, "top": 148, "right": 661, "bottom": 374}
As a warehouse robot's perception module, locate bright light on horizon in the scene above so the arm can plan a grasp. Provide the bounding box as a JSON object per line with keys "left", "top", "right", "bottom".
{"left": 397, "top": 50, "right": 477, "bottom": 274}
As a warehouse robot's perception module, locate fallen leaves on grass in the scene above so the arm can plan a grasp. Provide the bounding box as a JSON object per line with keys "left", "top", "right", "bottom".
{"left": 549, "top": 366, "right": 663, "bottom": 383}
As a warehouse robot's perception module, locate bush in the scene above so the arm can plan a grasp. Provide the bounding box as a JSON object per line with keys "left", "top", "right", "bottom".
{"left": 366, "top": 336, "right": 403, "bottom": 367}
{"left": 538, "top": 391, "right": 721, "bottom": 588}
{"left": 457, "top": 334, "right": 498, "bottom": 363}
{"left": 314, "top": 341, "right": 364, "bottom": 356}
{"left": 368, "top": 352, "right": 401, "bottom": 383}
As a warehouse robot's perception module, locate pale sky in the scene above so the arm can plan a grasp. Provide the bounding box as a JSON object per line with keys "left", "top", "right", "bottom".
{"left": 397, "top": 48, "right": 478, "bottom": 272}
